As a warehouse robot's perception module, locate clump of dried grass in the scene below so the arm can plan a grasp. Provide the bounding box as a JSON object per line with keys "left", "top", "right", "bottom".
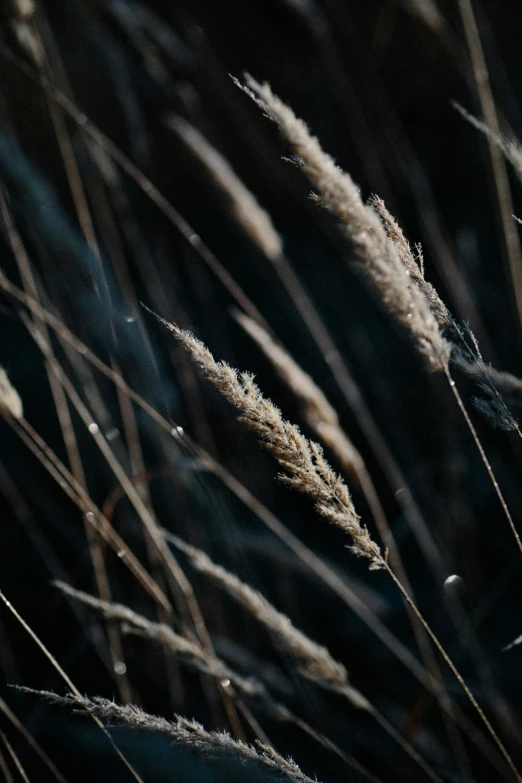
{"left": 156, "top": 315, "right": 521, "bottom": 782}
{"left": 3, "top": 12, "right": 522, "bottom": 782}
{"left": 234, "top": 76, "right": 522, "bottom": 568}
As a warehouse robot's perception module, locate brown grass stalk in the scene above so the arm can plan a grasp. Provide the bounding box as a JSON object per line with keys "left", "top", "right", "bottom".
{"left": 0, "top": 409, "right": 171, "bottom": 613}
{"left": 0, "top": 185, "right": 134, "bottom": 702}
{"left": 0, "top": 730, "right": 31, "bottom": 783}
{"left": 0, "top": 698, "right": 68, "bottom": 783}
{"left": 458, "top": 0, "right": 522, "bottom": 334}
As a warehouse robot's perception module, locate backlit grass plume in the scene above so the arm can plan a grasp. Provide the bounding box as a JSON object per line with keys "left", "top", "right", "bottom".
{"left": 26, "top": 692, "right": 317, "bottom": 783}
{"left": 235, "top": 76, "right": 451, "bottom": 372}
{"left": 153, "top": 312, "right": 383, "bottom": 569}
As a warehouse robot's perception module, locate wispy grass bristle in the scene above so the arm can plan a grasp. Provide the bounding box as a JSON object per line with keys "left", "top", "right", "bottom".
{"left": 3, "top": 10, "right": 522, "bottom": 783}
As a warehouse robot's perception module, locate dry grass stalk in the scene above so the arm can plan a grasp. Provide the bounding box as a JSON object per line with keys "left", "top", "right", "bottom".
{"left": 168, "top": 115, "right": 283, "bottom": 261}
{"left": 0, "top": 186, "right": 133, "bottom": 704}
{"left": 236, "top": 76, "right": 451, "bottom": 372}
{"left": 0, "top": 748, "right": 13, "bottom": 783}
{"left": 2, "top": 409, "right": 171, "bottom": 612}
{"left": 0, "top": 697, "right": 69, "bottom": 783}
{"left": 0, "top": 729, "right": 30, "bottom": 783}
{"left": 33, "top": 692, "right": 318, "bottom": 783}
{"left": 25, "top": 320, "right": 213, "bottom": 654}
{"left": 54, "top": 581, "right": 286, "bottom": 713}
{"left": 167, "top": 533, "right": 369, "bottom": 709}
{"left": 0, "top": 368, "right": 23, "bottom": 419}
{"left": 458, "top": 0, "right": 522, "bottom": 336}
{"left": 156, "top": 314, "right": 382, "bottom": 569}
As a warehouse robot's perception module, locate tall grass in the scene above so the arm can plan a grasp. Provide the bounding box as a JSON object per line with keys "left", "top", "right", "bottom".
{"left": 0, "top": 1, "right": 521, "bottom": 781}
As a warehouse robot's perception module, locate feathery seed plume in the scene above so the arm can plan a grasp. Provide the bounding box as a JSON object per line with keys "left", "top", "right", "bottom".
{"left": 156, "top": 314, "right": 382, "bottom": 568}
{"left": 54, "top": 582, "right": 288, "bottom": 716}
{"left": 30, "top": 692, "right": 318, "bottom": 783}
{"left": 168, "top": 533, "right": 370, "bottom": 709}
{"left": 236, "top": 76, "right": 451, "bottom": 372}
{"left": 369, "top": 195, "right": 451, "bottom": 328}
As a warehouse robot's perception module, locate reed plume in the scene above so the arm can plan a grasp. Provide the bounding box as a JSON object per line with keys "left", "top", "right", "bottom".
{"left": 368, "top": 195, "right": 451, "bottom": 329}
{"left": 156, "top": 314, "right": 521, "bottom": 782}
{"left": 54, "top": 581, "right": 288, "bottom": 716}
{"left": 166, "top": 533, "right": 369, "bottom": 709}
{"left": 151, "top": 312, "right": 383, "bottom": 569}
{"left": 235, "top": 76, "right": 451, "bottom": 373}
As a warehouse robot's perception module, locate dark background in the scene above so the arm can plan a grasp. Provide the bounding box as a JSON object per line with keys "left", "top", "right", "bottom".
{"left": 0, "top": 1, "right": 522, "bottom": 781}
